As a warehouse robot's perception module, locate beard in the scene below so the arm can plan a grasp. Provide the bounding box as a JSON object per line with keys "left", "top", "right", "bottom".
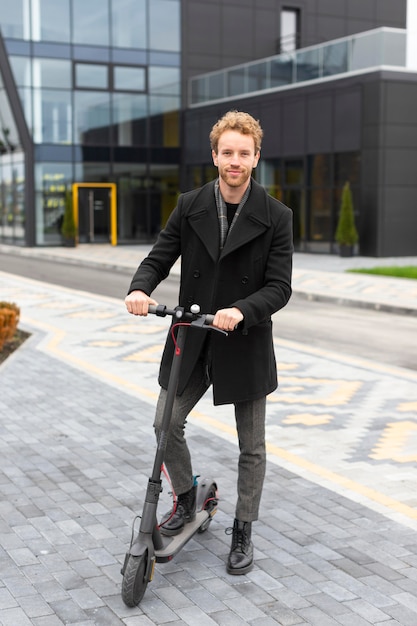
{"left": 218, "top": 167, "right": 251, "bottom": 188}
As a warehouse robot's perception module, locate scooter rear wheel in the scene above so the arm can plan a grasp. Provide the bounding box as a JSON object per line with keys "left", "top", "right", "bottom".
{"left": 198, "top": 482, "right": 218, "bottom": 533}
{"left": 121, "top": 552, "right": 148, "bottom": 607}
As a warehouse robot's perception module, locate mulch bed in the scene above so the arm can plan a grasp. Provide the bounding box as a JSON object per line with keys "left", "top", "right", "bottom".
{"left": 0, "top": 329, "right": 31, "bottom": 365}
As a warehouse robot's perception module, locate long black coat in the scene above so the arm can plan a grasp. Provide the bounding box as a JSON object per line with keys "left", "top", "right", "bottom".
{"left": 128, "top": 178, "right": 293, "bottom": 405}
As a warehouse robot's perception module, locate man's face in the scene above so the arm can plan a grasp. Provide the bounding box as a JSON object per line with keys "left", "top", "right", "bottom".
{"left": 212, "top": 130, "right": 260, "bottom": 191}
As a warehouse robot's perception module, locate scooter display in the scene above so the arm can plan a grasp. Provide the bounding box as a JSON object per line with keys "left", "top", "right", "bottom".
{"left": 121, "top": 304, "right": 224, "bottom": 607}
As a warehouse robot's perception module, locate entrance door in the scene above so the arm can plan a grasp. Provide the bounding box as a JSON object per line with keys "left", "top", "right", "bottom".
{"left": 77, "top": 187, "right": 111, "bottom": 243}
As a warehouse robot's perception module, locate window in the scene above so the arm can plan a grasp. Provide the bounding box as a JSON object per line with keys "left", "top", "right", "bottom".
{"left": 73, "top": 91, "right": 111, "bottom": 144}
{"left": 32, "top": 89, "right": 72, "bottom": 144}
{"left": 114, "top": 66, "right": 146, "bottom": 92}
{"left": 149, "top": 0, "right": 180, "bottom": 52}
{"left": 75, "top": 64, "right": 109, "bottom": 90}
{"left": 111, "top": 0, "right": 147, "bottom": 49}
{"left": 32, "top": 0, "right": 70, "bottom": 43}
{"left": 72, "top": 0, "right": 109, "bottom": 46}
{"left": 280, "top": 8, "right": 300, "bottom": 53}
{"left": 33, "top": 59, "right": 72, "bottom": 89}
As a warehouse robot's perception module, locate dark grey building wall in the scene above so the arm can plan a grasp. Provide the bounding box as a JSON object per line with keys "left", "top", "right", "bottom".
{"left": 181, "top": 0, "right": 407, "bottom": 106}
{"left": 378, "top": 75, "right": 417, "bottom": 256}
{"left": 360, "top": 71, "right": 417, "bottom": 256}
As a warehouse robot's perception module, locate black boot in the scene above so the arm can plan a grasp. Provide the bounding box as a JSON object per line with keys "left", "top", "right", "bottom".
{"left": 160, "top": 485, "right": 197, "bottom": 536}
{"left": 226, "top": 519, "right": 253, "bottom": 575}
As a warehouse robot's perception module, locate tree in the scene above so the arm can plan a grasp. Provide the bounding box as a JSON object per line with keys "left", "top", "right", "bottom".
{"left": 335, "top": 181, "right": 358, "bottom": 253}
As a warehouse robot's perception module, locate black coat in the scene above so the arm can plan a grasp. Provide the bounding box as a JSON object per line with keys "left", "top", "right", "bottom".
{"left": 128, "top": 178, "right": 293, "bottom": 405}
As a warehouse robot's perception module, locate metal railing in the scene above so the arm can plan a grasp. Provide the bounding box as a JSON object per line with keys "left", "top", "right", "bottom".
{"left": 189, "top": 27, "right": 406, "bottom": 107}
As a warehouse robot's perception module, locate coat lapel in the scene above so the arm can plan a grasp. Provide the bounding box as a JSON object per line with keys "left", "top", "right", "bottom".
{"left": 221, "top": 180, "right": 270, "bottom": 257}
{"left": 185, "top": 179, "right": 271, "bottom": 262}
{"left": 186, "top": 182, "right": 220, "bottom": 263}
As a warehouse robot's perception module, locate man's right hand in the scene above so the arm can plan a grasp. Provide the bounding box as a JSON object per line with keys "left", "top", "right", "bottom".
{"left": 125, "top": 290, "right": 158, "bottom": 316}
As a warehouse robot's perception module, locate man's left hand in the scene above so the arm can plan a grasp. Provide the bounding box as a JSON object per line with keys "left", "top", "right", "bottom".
{"left": 212, "top": 307, "right": 243, "bottom": 332}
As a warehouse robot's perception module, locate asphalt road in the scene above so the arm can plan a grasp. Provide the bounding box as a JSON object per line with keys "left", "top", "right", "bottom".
{"left": 1, "top": 251, "right": 417, "bottom": 371}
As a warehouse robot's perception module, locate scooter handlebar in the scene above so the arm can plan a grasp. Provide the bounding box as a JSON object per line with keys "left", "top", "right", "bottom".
{"left": 148, "top": 304, "right": 215, "bottom": 326}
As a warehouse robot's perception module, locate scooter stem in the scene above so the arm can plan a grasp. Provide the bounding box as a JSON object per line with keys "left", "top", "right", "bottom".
{"left": 150, "top": 324, "right": 187, "bottom": 482}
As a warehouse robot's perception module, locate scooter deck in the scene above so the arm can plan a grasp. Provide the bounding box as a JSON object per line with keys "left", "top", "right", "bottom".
{"left": 155, "top": 510, "right": 210, "bottom": 562}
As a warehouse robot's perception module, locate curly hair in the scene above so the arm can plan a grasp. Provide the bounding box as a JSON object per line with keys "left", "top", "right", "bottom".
{"left": 209, "top": 110, "right": 263, "bottom": 154}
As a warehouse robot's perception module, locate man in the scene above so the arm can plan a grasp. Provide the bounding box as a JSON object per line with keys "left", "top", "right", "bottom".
{"left": 125, "top": 110, "right": 293, "bottom": 575}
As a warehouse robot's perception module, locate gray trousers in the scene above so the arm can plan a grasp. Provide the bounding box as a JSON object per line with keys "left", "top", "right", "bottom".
{"left": 154, "top": 359, "right": 266, "bottom": 522}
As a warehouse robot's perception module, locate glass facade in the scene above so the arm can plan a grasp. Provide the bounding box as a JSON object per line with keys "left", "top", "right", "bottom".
{"left": 0, "top": 0, "right": 181, "bottom": 245}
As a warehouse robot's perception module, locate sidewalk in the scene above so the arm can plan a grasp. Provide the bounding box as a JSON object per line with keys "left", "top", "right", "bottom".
{"left": 1, "top": 244, "right": 417, "bottom": 625}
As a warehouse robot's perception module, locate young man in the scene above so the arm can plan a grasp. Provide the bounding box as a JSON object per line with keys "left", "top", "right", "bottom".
{"left": 125, "top": 110, "right": 293, "bottom": 575}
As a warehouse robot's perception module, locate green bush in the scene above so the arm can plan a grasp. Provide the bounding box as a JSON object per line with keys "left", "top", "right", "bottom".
{"left": 335, "top": 181, "right": 358, "bottom": 246}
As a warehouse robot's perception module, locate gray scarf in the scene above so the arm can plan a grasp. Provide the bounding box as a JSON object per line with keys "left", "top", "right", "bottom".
{"left": 214, "top": 178, "right": 251, "bottom": 250}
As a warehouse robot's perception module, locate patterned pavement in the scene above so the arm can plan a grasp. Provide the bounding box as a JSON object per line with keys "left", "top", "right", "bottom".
{"left": 1, "top": 244, "right": 417, "bottom": 625}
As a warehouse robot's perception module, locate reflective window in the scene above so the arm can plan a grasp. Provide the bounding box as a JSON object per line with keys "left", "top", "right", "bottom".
{"left": 32, "top": 89, "right": 72, "bottom": 144}
{"left": 334, "top": 152, "right": 360, "bottom": 186}
{"left": 35, "top": 162, "right": 72, "bottom": 244}
{"left": 33, "top": 59, "right": 72, "bottom": 89}
{"left": 0, "top": 0, "right": 28, "bottom": 39}
{"left": 280, "top": 8, "right": 299, "bottom": 53}
{"left": 148, "top": 67, "right": 180, "bottom": 95}
{"left": 73, "top": 91, "right": 111, "bottom": 144}
{"left": 9, "top": 56, "right": 32, "bottom": 88}
{"left": 111, "top": 0, "right": 147, "bottom": 49}
{"left": 285, "top": 159, "right": 304, "bottom": 185}
{"left": 309, "top": 154, "right": 331, "bottom": 187}
{"left": 112, "top": 93, "right": 147, "bottom": 146}
{"left": 0, "top": 154, "right": 26, "bottom": 243}
{"left": 309, "top": 187, "right": 332, "bottom": 241}
{"left": 149, "top": 0, "right": 180, "bottom": 52}
{"left": 260, "top": 160, "right": 283, "bottom": 202}
{"left": 75, "top": 64, "right": 109, "bottom": 90}
{"left": 114, "top": 66, "right": 146, "bottom": 92}
{"left": 149, "top": 94, "right": 180, "bottom": 117}
{"left": 72, "top": 0, "right": 109, "bottom": 46}
{"left": 149, "top": 109, "right": 179, "bottom": 146}
{"left": 149, "top": 164, "right": 179, "bottom": 231}
{"left": 32, "top": 0, "right": 70, "bottom": 43}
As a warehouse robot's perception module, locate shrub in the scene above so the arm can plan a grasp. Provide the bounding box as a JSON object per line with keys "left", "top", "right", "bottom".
{"left": 335, "top": 181, "right": 359, "bottom": 247}
{"left": 0, "top": 301, "right": 20, "bottom": 352}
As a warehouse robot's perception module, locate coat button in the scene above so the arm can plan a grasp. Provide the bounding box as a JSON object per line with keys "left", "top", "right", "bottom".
{"left": 241, "top": 275, "right": 249, "bottom": 284}
{"left": 193, "top": 270, "right": 200, "bottom": 278}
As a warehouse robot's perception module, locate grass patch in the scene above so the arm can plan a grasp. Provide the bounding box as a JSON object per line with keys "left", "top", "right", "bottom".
{"left": 348, "top": 266, "right": 417, "bottom": 280}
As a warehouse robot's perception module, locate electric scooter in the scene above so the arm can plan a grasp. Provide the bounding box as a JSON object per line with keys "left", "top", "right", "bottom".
{"left": 121, "top": 303, "right": 225, "bottom": 607}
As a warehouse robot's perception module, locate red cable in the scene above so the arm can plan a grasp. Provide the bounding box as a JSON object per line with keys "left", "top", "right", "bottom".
{"left": 170, "top": 322, "right": 191, "bottom": 355}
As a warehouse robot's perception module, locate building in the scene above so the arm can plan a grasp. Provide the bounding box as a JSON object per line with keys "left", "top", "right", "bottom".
{"left": 1, "top": 0, "right": 416, "bottom": 256}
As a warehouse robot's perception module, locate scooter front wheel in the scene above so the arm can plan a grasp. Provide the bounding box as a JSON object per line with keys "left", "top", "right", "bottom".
{"left": 121, "top": 552, "right": 148, "bottom": 607}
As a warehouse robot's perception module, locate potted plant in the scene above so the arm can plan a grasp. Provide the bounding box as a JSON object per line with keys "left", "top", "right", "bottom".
{"left": 61, "top": 190, "right": 77, "bottom": 247}
{"left": 335, "top": 181, "right": 358, "bottom": 257}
